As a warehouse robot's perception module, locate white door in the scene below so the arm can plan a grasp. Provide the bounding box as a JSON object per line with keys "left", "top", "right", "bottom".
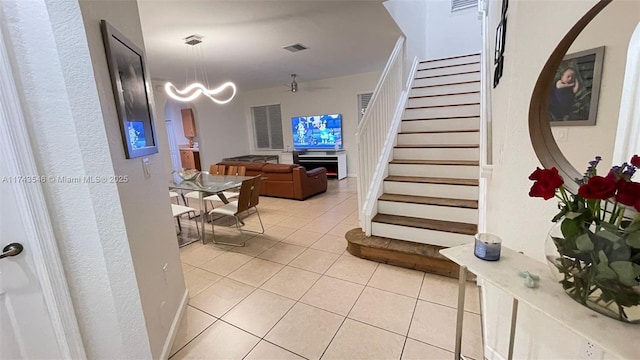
{"left": 166, "top": 120, "right": 182, "bottom": 170}
{"left": 0, "top": 21, "right": 84, "bottom": 358}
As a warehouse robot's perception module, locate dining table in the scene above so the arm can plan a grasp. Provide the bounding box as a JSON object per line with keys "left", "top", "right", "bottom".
{"left": 169, "top": 173, "right": 254, "bottom": 244}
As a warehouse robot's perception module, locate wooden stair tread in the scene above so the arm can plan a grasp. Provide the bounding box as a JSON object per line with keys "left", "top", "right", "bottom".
{"left": 415, "top": 70, "right": 479, "bottom": 80}
{"left": 390, "top": 159, "right": 479, "bottom": 166}
{"left": 419, "top": 53, "right": 481, "bottom": 63}
{"left": 402, "top": 115, "right": 479, "bottom": 121}
{"left": 385, "top": 175, "right": 479, "bottom": 186}
{"left": 379, "top": 193, "right": 478, "bottom": 209}
{"left": 412, "top": 80, "right": 480, "bottom": 89}
{"left": 416, "top": 62, "right": 480, "bottom": 71}
{"left": 395, "top": 144, "right": 479, "bottom": 149}
{"left": 399, "top": 130, "right": 479, "bottom": 134}
{"left": 406, "top": 102, "right": 480, "bottom": 110}
{"left": 409, "top": 91, "right": 480, "bottom": 99}
{"left": 372, "top": 214, "right": 477, "bottom": 235}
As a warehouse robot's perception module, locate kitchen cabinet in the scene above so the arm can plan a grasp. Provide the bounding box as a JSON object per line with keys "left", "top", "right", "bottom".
{"left": 181, "top": 108, "right": 196, "bottom": 137}
{"left": 179, "top": 149, "right": 201, "bottom": 170}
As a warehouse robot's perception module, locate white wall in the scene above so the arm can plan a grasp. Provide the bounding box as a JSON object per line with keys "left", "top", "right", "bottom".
{"left": 77, "top": 1, "right": 187, "bottom": 358}
{"left": 0, "top": 0, "right": 156, "bottom": 357}
{"left": 242, "top": 71, "right": 381, "bottom": 176}
{"left": 384, "top": 0, "right": 428, "bottom": 66}
{"left": 425, "top": 0, "right": 481, "bottom": 59}
{"left": 484, "top": 0, "right": 637, "bottom": 358}
{"left": 552, "top": 2, "right": 640, "bottom": 171}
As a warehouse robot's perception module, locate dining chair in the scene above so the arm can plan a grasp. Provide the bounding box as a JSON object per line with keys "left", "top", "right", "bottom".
{"left": 184, "top": 165, "right": 227, "bottom": 207}
{"left": 171, "top": 204, "right": 200, "bottom": 240}
{"left": 205, "top": 165, "right": 247, "bottom": 203}
{"left": 169, "top": 191, "right": 180, "bottom": 205}
{"left": 208, "top": 176, "right": 264, "bottom": 246}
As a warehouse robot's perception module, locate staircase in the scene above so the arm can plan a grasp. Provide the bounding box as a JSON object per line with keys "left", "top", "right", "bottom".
{"left": 371, "top": 53, "right": 481, "bottom": 248}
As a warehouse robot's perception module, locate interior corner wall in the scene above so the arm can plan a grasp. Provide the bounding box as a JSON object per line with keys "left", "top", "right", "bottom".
{"left": 0, "top": 0, "right": 153, "bottom": 357}
{"left": 151, "top": 81, "right": 183, "bottom": 174}
{"left": 78, "top": 0, "right": 186, "bottom": 358}
{"left": 484, "top": 0, "right": 624, "bottom": 358}
{"left": 242, "top": 71, "right": 382, "bottom": 176}
{"left": 424, "top": 0, "right": 481, "bottom": 60}
{"left": 383, "top": 0, "right": 428, "bottom": 63}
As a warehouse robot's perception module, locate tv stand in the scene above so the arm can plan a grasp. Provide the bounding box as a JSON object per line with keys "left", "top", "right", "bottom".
{"left": 294, "top": 151, "right": 347, "bottom": 180}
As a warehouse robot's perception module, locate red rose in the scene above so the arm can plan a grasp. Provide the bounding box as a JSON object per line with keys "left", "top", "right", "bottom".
{"left": 578, "top": 176, "right": 617, "bottom": 200}
{"left": 528, "top": 167, "right": 564, "bottom": 200}
{"left": 616, "top": 180, "right": 640, "bottom": 206}
{"left": 631, "top": 154, "right": 640, "bottom": 168}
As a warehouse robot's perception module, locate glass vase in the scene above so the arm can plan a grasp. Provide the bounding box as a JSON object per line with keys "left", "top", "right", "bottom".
{"left": 545, "top": 220, "right": 640, "bottom": 324}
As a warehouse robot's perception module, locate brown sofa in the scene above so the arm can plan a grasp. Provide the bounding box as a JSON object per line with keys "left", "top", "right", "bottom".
{"left": 217, "top": 161, "right": 328, "bottom": 200}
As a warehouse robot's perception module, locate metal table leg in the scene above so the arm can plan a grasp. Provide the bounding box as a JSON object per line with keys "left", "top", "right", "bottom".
{"left": 455, "top": 265, "right": 467, "bottom": 360}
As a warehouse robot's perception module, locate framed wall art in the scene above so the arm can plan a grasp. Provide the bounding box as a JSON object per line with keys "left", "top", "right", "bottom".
{"left": 549, "top": 46, "right": 605, "bottom": 126}
{"left": 101, "top": 20, "right": 158, "bottom": 158}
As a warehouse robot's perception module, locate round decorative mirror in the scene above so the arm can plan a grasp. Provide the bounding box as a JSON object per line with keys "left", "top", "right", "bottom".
{"left": 529, "top": 0, "right": 639, "bottom": 194}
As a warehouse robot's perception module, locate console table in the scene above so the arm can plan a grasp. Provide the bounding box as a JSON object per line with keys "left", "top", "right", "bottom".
{"left": 293, "top": 151, "right": 347, "bottom": 179}
{"left": 440, "top": 244, "right": 635, "bottom": 360}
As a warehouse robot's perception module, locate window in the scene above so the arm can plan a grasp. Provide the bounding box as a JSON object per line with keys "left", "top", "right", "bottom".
{"left": 251, "top": 104, "right": 284, "bottom": 150}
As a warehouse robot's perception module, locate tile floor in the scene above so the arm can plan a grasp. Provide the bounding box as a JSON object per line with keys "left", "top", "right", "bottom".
{"left": 172, "top": 178, "right": 482, "bottom": 359}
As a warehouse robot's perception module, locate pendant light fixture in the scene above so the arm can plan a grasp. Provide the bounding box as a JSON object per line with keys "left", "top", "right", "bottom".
{"left": 290, "top": 74, "right": 298, "bottom": 93}
{"left": 164, "top": 35, "right": 237, "bottom": 104}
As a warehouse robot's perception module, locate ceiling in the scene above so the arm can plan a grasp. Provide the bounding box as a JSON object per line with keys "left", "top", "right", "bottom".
{"left": 138, "top": 0, "right": 402, "bottom": 92}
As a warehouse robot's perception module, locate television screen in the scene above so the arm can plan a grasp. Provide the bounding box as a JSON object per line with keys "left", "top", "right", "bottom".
{"left": 292, "top": 113, "right": 342, "bottom": 150}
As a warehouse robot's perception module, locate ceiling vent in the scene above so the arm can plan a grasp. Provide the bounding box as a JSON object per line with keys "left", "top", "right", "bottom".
{"left": 283, "top": 43, "right": 309, "bottom": 53}
{"left": 451, "top": 0, "right": 476, "bottom": 11}
{"left": 183, "top": 34, "right": 203, "bottom": 46}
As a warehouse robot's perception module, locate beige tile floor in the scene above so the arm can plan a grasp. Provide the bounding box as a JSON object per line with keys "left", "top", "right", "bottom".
{"left": 172, "top": 178, "right": 482, "bottom": 360}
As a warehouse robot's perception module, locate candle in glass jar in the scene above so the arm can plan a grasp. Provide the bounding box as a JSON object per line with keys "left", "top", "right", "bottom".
{"left": 474, "top": 233, "right": 502, "bottom": 261}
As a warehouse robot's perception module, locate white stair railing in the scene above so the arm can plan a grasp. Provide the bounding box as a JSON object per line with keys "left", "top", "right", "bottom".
{"left": 356, "top": 36, "right": 414, "bottom": 236}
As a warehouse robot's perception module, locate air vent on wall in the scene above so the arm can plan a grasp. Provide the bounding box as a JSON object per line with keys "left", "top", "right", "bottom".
{"left": 283, "top": 43, "right": 309, "bottom": 53}
{"left": 451, "top": 0, "right": 476, "bottom": 11}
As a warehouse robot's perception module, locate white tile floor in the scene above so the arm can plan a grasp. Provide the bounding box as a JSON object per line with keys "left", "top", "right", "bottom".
{"left": 172, "top": 178, "right": 482, "bottom": 359}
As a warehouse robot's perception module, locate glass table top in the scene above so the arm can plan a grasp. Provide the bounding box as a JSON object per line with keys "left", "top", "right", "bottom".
{"left": 169, "top": 173, "right": 254, "bottom": 193}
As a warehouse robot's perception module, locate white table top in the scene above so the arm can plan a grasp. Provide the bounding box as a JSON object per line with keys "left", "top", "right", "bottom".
{"left": 440, "top": 244, "right": 638, "bottom": 360}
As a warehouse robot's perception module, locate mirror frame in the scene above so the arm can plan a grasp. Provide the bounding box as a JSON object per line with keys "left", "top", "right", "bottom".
{"left": 528, "top": 0, "right": 612, "bottom": 194}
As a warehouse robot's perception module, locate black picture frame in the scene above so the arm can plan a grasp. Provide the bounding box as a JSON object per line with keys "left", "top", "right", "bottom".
{"left": 101, "top": 20, "right": 158, "bottom": 158}
{"left": 549, "top": 46, "right": 605, "bottom": 126}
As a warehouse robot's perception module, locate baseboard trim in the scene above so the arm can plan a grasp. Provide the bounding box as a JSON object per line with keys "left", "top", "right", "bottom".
{"left": 485, "top": 345, "right": 506, "bottom": 360}
{"left": 160, "top": 289, "right": 189, "bottom": 359}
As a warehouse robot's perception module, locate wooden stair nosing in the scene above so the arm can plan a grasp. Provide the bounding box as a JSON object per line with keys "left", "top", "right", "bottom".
{"left": 399, "top": 129, "right": 479, "bottom": 134}
{"left": 402, "top": 115, "right": 480, "bottom": 121}
{"left": 384, "top": 175, "right": 479, "bottom": 186}
{"left": 411, "top": 80, "right": 480, "bottom": 90}
{"left": 417, "top": 61, "right": 480, "bottom": 71}
{"left": 414, "top": 70, "right": 480, "bottom": 80}
{"left": 408, "top": 91, "right": 480, "bottom": 100}
{"left": 372, "top": 213, "right": 477, "bottom": 235}
{"left": 419, "top": 53, "right": 481, "bottom": 64}
{"left": 394, "top": 144, "right": 479, "bottom": 149}
{"left": 405, "top": 102, "right": 480, "bottom": 110}
{"left": 378, "top": 193, "right": 478, "bottom": 209}
{"left": 390, "top": 159, "right": 479, "bottom": 166}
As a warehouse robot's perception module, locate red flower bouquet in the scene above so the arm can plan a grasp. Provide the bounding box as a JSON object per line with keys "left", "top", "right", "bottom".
{"left": 529, "top": 156, "right": 640, "bottom": 323}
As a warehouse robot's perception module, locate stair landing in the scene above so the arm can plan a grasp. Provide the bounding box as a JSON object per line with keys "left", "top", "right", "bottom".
{"left": 345, "top": 228, "right": 464, "bottom": 279}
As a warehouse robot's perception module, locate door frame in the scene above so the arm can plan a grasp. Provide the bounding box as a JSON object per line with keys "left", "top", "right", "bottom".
{"left": 0, "top": 20, "right": 86, "bottom": 359}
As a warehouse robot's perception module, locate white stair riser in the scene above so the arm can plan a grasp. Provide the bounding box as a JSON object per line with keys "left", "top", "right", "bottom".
{"left": 408, "top": 93, "right": 480, "bottom": 108}
{"left": 418, "top": 55, "right": 481, "bottom": 70}
{"left": 404, "top": 104, "right": 480, "bottom": 120}
{"left": 416, "top": 63, "right": 479, "bottom": 78}
{"left": 411, "top": 82, "right": 480, "bottom": 97}
{"left": 389, "top": 164, "right": 478, "bottom": 178}
{"left": 413, "top": 72, "right": 480, "bottom": 87}
{"left": 393, "top": 147, "right": 479, "bottom": 161}
{"left": 401, "top": 118, "right": 480, "bottom": 132}
{"left": 397, "top": 132, "right": 479, "bottom": 145}
{"left": 371, "top": 222, "right": 474, "bottom": 248}
{"left": 384, "top": 181, "right": 478, "bottom": 200}
{"left": 378, "top": 201, "right": 478, "bottom": 224}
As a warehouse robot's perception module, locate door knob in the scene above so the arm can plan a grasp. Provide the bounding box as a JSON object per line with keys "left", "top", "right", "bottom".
{"left": 0, "top": 243, "right": 24, "bottom": 259}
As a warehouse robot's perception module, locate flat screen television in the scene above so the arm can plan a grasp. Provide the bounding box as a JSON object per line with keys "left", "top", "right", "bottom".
{"left": 291, "top": 113, "right": 342, "bottom": 150}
